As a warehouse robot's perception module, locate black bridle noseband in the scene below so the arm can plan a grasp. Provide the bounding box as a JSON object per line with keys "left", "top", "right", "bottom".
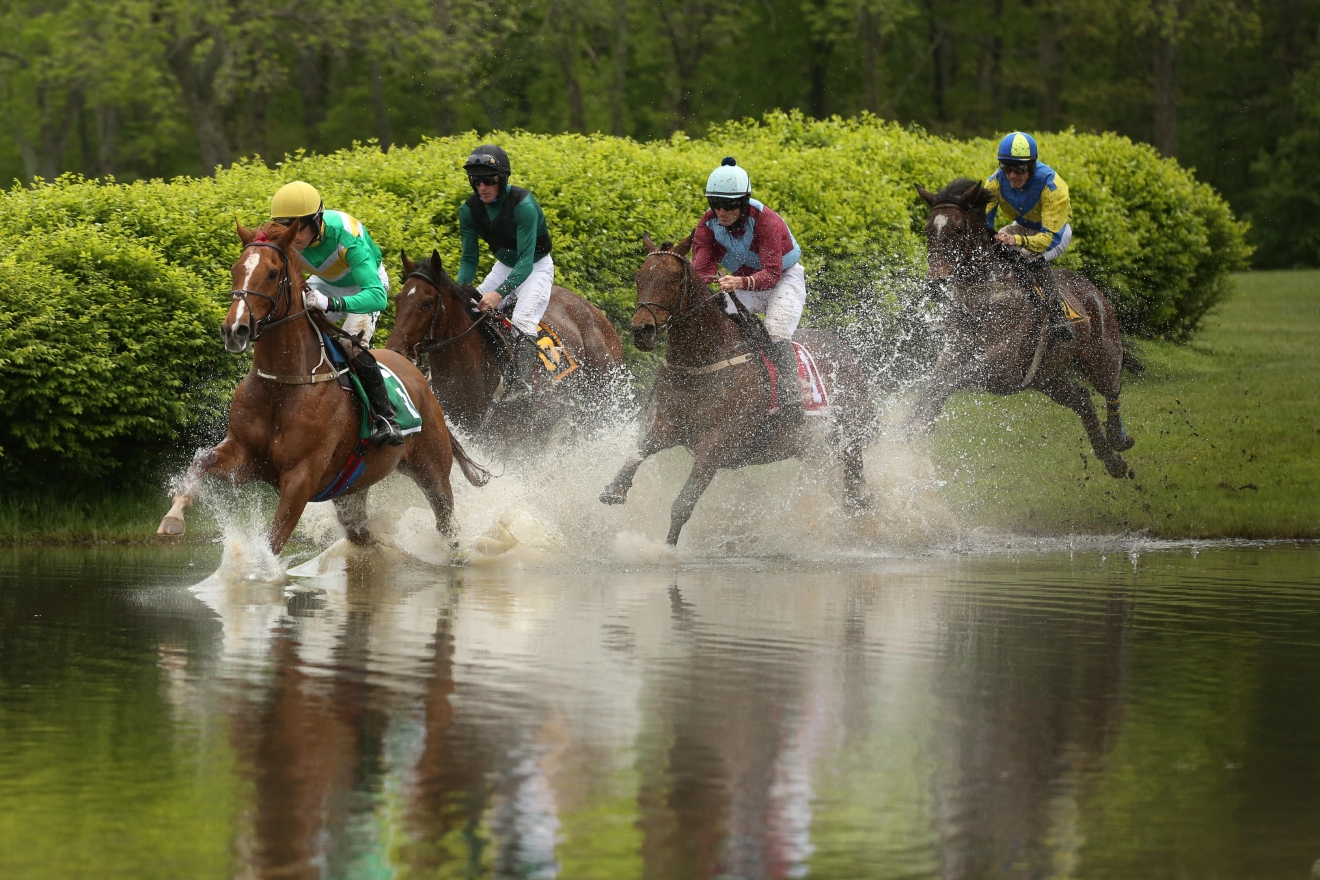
{"left": 231, "top": 241, "right": 303, "bottom": 342}
{"left": 636, "top": 250, "right": 726, "bottom": 334}
{"left": 405, "top": 267, "right": 489, "bottom": 356}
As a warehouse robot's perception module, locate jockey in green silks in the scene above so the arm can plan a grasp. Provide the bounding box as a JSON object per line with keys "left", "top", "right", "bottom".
{"left": 456, "top": 144, "right": 555, "bottom": 402}
{"left": 273, "top": 180, "right": 405, "bottom": 446}
{"left": 983, "top": 131, "right": 1075, "bottom": 337}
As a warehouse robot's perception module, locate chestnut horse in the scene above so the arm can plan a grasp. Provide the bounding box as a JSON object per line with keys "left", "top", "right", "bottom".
{"left": 387, "top": 250, "right": 624, "bottom": 448}
{"left": 156, "top": 221, "right": 488, "bottom": 555}
{"left": 600, "top": 234, "right": 875, "bottom": 547}
{"left": 910, "top": 179, "right": 1135, "bottom": 478}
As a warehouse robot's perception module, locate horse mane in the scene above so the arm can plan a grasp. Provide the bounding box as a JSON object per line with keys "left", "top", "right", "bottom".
{"left": 932, "top": 177, "right": 984, "bottom": 208}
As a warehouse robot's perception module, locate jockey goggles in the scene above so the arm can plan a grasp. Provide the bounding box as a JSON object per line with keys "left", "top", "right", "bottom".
{"left": 1000, "top": 161, "right": 1032, "bottom": 175}
{"left": 468, "top": 173, "right": 502, "bottom": 187}
{"left": 707, "top": 196, "right": 745, "bottom": 211}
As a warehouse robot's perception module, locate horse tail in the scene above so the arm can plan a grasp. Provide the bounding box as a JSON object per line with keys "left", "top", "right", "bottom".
{"left": 1121, "top": 347, "right": 1145, "bottom": 376}
{"left": 450, "top": 433, "right": 493, "bottom": 487}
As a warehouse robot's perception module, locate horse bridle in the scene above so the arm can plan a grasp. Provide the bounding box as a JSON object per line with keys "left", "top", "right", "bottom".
{"left": 231, "top": 241, "right": 303, "bottom": 342}
{"left": 636, "top": 250, "right": 725, "bottom": 334}
{"left": 405, "top": 266, "right": 489, "bottom": 357}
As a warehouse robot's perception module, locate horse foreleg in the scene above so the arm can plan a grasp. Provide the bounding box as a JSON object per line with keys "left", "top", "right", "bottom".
{"left": 1037, "top": 376, "right": 1132, "bottom": 479}
{"left": 601, "top": 435, "right": 670, "bottom": 505}
{"left": 400, "top": 444, "right": 459, "bottom": 552}
{"left": 157, "top": 439, "right": 249, "bottom": 537}
{"left": 332, "top": 492, "right": 374, "bottom": 546}
{"left": 667, "top": 460, "right": 718, "bottom": 547}
{"left": 907, "top": 350, "right": 972, "bottom": 434}
{"left": 268, "top": 465, "right": 318, "bottom": 555}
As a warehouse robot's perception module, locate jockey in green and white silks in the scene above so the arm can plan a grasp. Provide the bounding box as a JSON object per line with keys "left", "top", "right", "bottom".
{"left": 272, "top": 180, "right": 404, "bottom": 446}
{"left": 983, "top": 131, "right": 1073, "bottom": 262}
{"left": 457, "top": 144, "right": 554, "bottom": 401}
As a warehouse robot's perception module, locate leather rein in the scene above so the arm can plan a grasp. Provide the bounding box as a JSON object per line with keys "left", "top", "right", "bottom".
{"left": 636, "top": 249, "right": 727, "bottom": 334}
{"left": 406, "top": 268, "right": 490, "bottom": 356}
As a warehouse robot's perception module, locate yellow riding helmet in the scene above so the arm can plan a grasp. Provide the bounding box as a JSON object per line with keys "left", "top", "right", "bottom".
{"left": 270, "top": 181, "right": 323, "bottom": 220}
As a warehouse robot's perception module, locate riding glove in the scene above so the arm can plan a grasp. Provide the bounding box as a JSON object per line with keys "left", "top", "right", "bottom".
{"left": 305, "top": 290, "right": 332, "bottom": 312}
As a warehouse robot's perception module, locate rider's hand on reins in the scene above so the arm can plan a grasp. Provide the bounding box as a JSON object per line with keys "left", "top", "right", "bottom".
{"left": 305, "top": 290, "right": 330, "bottom": 311}
{"left": 478, "top": 291, "right": 503, "bottom": 312}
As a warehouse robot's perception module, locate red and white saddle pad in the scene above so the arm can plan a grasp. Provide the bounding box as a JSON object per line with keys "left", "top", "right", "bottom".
{"left": 793, "top": 341, "right": 830, "bottom": 415}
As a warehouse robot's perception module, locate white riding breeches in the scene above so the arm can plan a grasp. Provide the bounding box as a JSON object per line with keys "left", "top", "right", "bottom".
{"left": 478, "top": 254, "right": 555, "bottom": 336}
{"left": 311, "top": 264, "right": 390, "bottom": 346}
{"left": 723, "top": 262, "right": 807, "bottom": 341}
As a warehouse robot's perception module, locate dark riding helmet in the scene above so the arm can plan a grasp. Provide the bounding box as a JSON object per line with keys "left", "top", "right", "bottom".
{"left": 464, "top": 144, "right": 510, "bottom": 197}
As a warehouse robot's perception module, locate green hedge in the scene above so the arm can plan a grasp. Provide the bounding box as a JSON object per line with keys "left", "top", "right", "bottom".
{"left": 0, "top": 112, "right": 1248, "bottom": 490}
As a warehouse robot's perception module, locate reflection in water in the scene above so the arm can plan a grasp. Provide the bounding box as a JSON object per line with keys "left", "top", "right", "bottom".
{"left": 1, "top": 546, "right": 1319, "bottom": 879}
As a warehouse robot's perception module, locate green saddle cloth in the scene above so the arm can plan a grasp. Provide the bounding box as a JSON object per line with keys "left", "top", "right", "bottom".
{"left": 347, "top": 363, "right": 423, "bottom": 441}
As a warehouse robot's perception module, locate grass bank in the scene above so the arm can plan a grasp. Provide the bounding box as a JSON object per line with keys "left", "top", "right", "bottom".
{"left": 925, "top": 270, "right": 1319, "bottom": 538}
{"left": 4, "top": 271, "right": 1314, "bottom": 545}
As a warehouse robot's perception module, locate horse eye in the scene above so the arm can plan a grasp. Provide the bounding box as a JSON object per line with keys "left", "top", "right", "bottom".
{"left": 420, "top": 299, "right": 434, "bottom": 310}
{"left": 267, "top": 269, "right": 278, "bottom": 279}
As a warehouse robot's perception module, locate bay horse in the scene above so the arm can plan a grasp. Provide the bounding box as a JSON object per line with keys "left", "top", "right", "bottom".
{"left": 599, "top": 234, "right": 875, "bottom": 547}
{"left": 387, "top": 250, "right": 625, "bottom": 448}
{"left": 910, "top": 179, "right": 1135, "bottom": 478}
{"left": 156, "top": 220, "right": 488, "bottom": 555}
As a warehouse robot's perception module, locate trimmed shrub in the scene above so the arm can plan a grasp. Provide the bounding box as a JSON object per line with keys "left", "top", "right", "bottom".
{"left": 0, "top": 112, "right": 1248, "bottom": 490}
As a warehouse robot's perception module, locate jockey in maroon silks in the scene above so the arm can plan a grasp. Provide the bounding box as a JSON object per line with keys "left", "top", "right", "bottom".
{"left": 691, "top": 157, "right": 808, "bottom": 422}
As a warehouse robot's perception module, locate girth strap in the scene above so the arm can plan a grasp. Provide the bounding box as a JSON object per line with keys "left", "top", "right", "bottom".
{"left": 662, "top": 352, "right": 753, "bottom": 376}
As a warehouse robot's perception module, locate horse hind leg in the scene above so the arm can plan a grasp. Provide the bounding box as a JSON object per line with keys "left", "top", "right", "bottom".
{"left": 332, "top": 492, "right": 374, "bottom": 546}
{"left": 157, "top": 440, "right": 248, "bottom": 537}
{"left": 1037, "top": 376, "right": 1132, "bottom": 479}
{"left": 667, "top": 460, "right": 718, "bottom": 547}
{"left": 400, "top": 438, "right": 459, "bottom": 552}
{"left": 1103, "top": 397, "right": 1135, "bottom": 452}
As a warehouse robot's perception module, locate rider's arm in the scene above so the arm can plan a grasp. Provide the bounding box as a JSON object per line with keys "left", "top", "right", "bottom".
{"left": 492, "top": 197, "right": 543, "bottom": 296}
{"left": 1023, "top": 176, "right": 1071, "bottom": 254}
{"left": 456, "top": 202, "right": 480, "bottom": 286}
{"left": 691, "top": 216, "right": 723, "bottom": 284}
{"left": 743, "top": 207, "right": 788, "bottom": 292}
{"left": 983, "top": 174, "right": 1003, "bottom": 230}
{"left": 337, "top": 242, "right": 388, "bottom": 313}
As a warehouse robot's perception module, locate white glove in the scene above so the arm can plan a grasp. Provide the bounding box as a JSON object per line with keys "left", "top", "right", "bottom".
{"left": 305, "top": 290, "right": 331, "bottom": 311}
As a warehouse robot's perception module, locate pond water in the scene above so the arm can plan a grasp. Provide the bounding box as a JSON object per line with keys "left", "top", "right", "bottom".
{"left": 1, "top": 542, "right": 1318, "bottom": 879}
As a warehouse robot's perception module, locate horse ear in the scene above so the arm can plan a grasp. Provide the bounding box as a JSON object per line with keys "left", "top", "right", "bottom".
{"left": 401, "top": 250, "right": 416, "bottom": 275}
{"left": 429, "top": 249, "right": 444, "bottom": 273}
{"left": 915, "top": 185, "right": 936, "bottom": 207}
{"left": 237, "top": 220, "right": 255, "bottom": 245}
{"left": 673, "top": 233, "right": 693, "bottom": 257}
{"left": 642, "top": 232, "right": 657, "bottom": 254}
{"left": 967, "top": 182, "right": 984, "bottom": 205}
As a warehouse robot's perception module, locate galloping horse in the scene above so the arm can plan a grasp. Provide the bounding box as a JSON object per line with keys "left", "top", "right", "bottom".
{"left": 600, "top": 234, "right": 874, "bottom": 547}
{"left": 910, "top": 179, "right": 1135, "bottom": 478}
{"left": 157, "top": 221, "right": 488, "bottom": 554}
{"left": 387, "top": 250, "right": 624, "bottom": 447}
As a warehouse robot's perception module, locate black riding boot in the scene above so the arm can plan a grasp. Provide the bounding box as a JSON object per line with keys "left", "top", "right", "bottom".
{"left": 770, "top": 339, "right": 803, "bottom": 424}
{"left": 351, "top": 350, "right": 406, "bottom": 446}
{"left": 1032, "top": 258, "right": 1075, "bottom": 340}
{"left": 500, "top": 331, "right": 538, "bottom": 402}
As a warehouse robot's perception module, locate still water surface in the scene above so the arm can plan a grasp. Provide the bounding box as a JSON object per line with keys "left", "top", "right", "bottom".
{"left": 1, "top": 544, "right": 1318, "bottom": 879}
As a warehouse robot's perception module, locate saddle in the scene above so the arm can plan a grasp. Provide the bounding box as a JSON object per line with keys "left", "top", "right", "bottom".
{"left": 459, "top": 295, "right": 580, "bottom": 391}
{"left": 1006, "top": 250, "right": 1087, "bottom": 326}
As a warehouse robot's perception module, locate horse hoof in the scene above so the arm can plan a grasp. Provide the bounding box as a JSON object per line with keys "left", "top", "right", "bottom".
{"left": 1115, "top": 435, "right": 1135, "bottom": 452}
{"left": 600, "top": 491, "right": 627, "bottom": 506}
{"left": 845, "top": 493, "right": 871, "bottom": 512}
{"left": 157, "top": 516, "right": 185, "bottom": 537}
{"left": 1103, "top": 455, "right": 1130, "bottom": 479}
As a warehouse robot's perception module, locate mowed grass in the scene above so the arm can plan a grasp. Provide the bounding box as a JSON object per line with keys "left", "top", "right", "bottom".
{"left": 924, "top": 270, "right": 1320, "bottom": 538}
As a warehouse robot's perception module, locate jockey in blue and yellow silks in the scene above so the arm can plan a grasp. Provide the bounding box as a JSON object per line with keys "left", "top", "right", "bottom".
{"left": 984, "top": 131, "right": 1073, "bottom": 263}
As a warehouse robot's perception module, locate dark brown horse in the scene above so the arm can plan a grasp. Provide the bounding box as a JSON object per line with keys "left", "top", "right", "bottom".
{"left": 387, "top": 250, "right": 625, "bottom": 447}
{"left": 910, "top": 179, "right": 1135, "bottom": 478}
{"left": 600, "top": 234, "right": 875, "bottom": 547}
{"left": 157, "top": 221, "right": 488, "bottom": 555}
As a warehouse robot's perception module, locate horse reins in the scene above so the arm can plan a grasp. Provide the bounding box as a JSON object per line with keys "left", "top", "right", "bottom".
{"left": 406, "top": 268, "right": 490, "bottom": 356}
{"left": 636, "top": 250, "right": 727, "bottom": 333}
{"left": 231, "top": 241, "right": 304, "bottom": 342}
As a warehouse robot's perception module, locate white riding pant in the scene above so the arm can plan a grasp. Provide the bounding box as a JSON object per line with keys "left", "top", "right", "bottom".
{"left": 478, "top": 254, "right": 555, "bottom": 336}
{"left": 310, "top": 264, "right": 390, "bottom": 346}
{"left": 1003, "top": 222, "right": 1073, "bottom": 262}
{"left": 723, "top": 262, "right": 807, "bottom": 341}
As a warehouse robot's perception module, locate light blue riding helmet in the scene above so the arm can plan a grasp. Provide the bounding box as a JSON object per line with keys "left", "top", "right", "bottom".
{"left": 705, "top": 157, "right": 751, "bottom": 198}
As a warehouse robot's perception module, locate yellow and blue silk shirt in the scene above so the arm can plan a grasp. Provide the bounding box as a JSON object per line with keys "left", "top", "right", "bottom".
{"left": 297, "top": 210, "right": 387, "bottom": 313}
{"left": 984, "top": 162, "right": 1072, "bottom": 257}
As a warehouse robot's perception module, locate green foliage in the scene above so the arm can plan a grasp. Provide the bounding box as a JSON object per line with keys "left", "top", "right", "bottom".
{"left": 0, "top": 114, "right": 1247, "bottom": 492}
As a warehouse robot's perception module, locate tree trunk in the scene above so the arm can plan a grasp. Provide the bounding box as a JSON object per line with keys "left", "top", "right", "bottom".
{"left": 369, "top": 56, "right": 393, "bottom": 150}
{"left": 1153, "top": 20, "right": 1178, "bottom": 157}
{"left": 928, "top": 1, "right": 949, "bottom": 121}
{"left": 297, "top": 46, "right": 328, "bottom": 149}
{"left": 94, "top": 104, "right": 120, "bottom": 177}
{"left": 34, "top": 85, "right": 81, "bottom": 181}
{"left": 13, "top": 127, "right": 38, "bottom": 183}
{"left": 431, "top": 0, "right": 457, "bottom": 135}
{"left": 610, "top": 0, "right": 628, "bottom": 136}
{"left": 550, "top": 0, "right": 586, "bottom": 133}
{"left": 809, "top": 36, "right": 832, "bottom": 119}
{"left": 1036, "top": 0, "right": 1063, "bottom": 131}
{"left": 165, "top": 31, "right": 233, "bottom": 175}
{"left": 859, "top": 6, "right": 886, "bottom": 115}
{"left": 976, "top": 0, "right": 1004, "bottom": 128}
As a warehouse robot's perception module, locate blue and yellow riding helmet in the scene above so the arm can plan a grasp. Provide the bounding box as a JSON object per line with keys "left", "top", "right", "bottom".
{"left": 997, "top": 132, "right": 1038, "bottom": 172}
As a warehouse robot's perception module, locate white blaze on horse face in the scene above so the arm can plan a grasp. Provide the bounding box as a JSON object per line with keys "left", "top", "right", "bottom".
{"left": 239, "top": 250, "right": 262, "bottom": 291}
{"left": 933, "top": 214, "right": 949, "bottom": 234}
{"left": 234, "top": 298, "right": 247, "bottom": 323}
